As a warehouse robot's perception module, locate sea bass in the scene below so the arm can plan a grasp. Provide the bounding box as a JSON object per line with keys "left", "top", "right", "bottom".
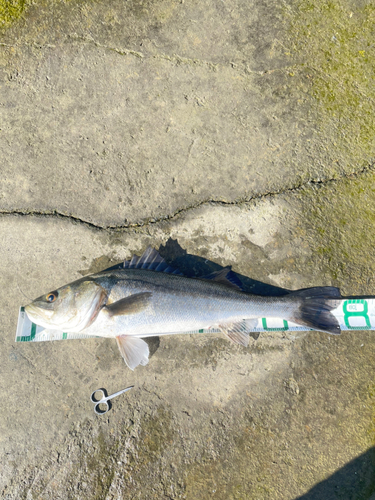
{"left": 25, "top": 247, "right": 342, "bottom": 370}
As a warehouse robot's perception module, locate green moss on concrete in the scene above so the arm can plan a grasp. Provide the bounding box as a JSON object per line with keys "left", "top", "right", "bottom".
{"left": 286, "top": 0, "right": 375, "bottom": 163}
{"left": 138, "top": 405, "right": 176, "bottom": 458}
{"left": 0, "top": 0, "right": 27, "bottom": 28}
{"left": 297, "top": 172, "right": 375, "bottom": 292}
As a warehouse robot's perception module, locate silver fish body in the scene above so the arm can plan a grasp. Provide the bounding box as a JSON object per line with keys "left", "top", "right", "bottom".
{"left": 76, "top": 269, "right": 296, "bottom": 337}
{"left": 25, "top": 247, "right": 342, "bottom": 370}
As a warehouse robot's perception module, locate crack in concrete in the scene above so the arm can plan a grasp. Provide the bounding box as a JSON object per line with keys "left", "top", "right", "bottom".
{"left": 67, "top": 37, "right": 298, "bottom": 76}
{"left": 67, "top": 34, "right": 262, "bottom": 74}
{"left": 1, "top": 36, "right": 279, "bottom": 76}
{"left": 67, "top": 34, "right": 145, "bottom": 59}
{"left": 1, "top": 161, "right": 374, "bottom": 231}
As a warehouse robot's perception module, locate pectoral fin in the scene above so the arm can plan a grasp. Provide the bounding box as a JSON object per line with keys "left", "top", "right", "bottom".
{"left": 116, "top": 335, "right": 150, "bottom": 370}
{"left": 104, "top": 292, "right": 152, "bottom": 317}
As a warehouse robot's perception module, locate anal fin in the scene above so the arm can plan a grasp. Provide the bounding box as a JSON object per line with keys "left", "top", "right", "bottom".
{"left": 116, "top": 335, "right": 150, "bottom": 370}
{"left": 218, "top": 320, "right": 253, "bottom": 347}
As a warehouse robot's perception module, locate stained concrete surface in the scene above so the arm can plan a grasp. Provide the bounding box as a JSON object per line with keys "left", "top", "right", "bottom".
{"left": 1, "top": 0, "right": 375, "bottom": 499}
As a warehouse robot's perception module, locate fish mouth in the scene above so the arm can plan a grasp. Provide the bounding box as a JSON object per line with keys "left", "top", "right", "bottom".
{"left": 24, "top": 303, "right": 55, "bottom": 327}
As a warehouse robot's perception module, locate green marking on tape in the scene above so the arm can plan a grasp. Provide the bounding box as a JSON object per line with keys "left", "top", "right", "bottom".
{"left": 262, "top": 318, "right": 289, "bottom": 331}
{"left": 62, "top": 332, "right": 67, "bottom": 340}
{"left": 17, "top": 322, "right": 37, "bottom": 342}
{"left": 30, "top": 322, "right": 36, "bottom": 340}
{"left": 343, "top": 299, "right": 371, "bottom": 330}
{"left": 199, "top": 329, "right": 204, "bottom": 333}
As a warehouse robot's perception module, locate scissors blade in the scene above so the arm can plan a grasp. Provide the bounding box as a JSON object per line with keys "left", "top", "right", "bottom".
{"left": 107, "top": 385, "right": 134, "bottom": 401}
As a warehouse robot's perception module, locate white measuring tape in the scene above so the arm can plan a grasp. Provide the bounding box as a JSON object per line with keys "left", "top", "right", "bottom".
{"left": 15, "top": 299, "right": 374, "bottom": 343}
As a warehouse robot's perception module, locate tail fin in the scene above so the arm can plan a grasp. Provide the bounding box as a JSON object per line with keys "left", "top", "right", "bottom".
{"left": 287, "top": 287, "right": 342, "bottom": 335}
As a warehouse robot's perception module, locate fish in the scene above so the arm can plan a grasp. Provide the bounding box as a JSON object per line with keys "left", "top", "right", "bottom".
{"left": 24, "top": 246, "right": 342, "bottom": 370}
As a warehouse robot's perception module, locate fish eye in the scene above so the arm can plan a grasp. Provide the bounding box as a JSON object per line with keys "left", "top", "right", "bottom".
{"left": 46, "top": 292, "right": 58, "bottom": 303}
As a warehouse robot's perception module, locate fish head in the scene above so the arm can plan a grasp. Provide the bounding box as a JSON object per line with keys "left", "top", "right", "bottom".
{"left": 24, "top": 278, "right": 107, "bottom": 332}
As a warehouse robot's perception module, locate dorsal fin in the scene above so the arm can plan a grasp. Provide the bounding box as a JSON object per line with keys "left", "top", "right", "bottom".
{"left": 200, "top": 268, "right": 244, "bottom": 291}
{"left": 123, "top": 246, "right": 184, "bottom": 275}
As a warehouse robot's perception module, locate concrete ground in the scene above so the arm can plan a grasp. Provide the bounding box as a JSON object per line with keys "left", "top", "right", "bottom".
{"left": 1, "top": 0, "right": 375, "bottom": 499}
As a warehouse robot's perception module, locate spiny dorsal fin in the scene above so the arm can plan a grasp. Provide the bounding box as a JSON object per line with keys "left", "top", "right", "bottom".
{"left": 104, "top": 292, "right": 152, "bottom": 317}
{"left": 123, "top": 246, "right": 184, "bottom": 275}
{"left": 200, "top": 268, "right": 244, "bottom": 291}
{"left": 116, "top": 336, "right": 149, "bottom": 370}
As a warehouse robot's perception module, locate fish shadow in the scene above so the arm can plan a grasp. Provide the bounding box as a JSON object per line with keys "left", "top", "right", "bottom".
{"left": 145, "top": 336, "right": 160, "bottom": 358}
{"left": 158, "top": 239, "right": 375, "bottom": 299}
{"left": 157, "top": 238, "right": 291, "bottom": 297}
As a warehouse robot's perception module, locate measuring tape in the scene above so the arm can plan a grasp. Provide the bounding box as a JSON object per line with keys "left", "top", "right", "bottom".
{"left": 15, "top": 299, "right": 374, "bottom": 343}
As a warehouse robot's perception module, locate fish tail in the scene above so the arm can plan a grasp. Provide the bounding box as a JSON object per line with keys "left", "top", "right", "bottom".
{"left": 286, "top": 286, "right": 342, "bottom": 335}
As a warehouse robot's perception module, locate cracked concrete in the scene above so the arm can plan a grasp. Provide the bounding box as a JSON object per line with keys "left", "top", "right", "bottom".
{"left": 1, "top": 0, "right": 375, "bottom": 499}
{"left": 2, "top": 0, "right": 374, "bottom": 227}
{"left": 1, "top": 159, "right": 375, "bottom": 230}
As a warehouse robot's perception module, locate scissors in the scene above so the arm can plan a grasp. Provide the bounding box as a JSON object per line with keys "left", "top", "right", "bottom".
{"left": 90, "top": 386, "right": 134, "bottom": 415}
